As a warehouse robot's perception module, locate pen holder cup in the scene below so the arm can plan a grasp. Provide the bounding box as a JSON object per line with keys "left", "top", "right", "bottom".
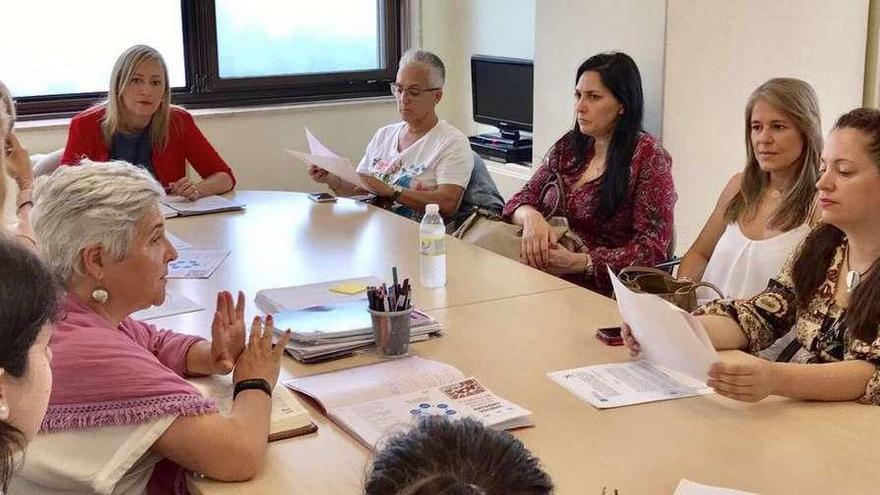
{"left": 368, "top": 307, "right": 413, "bottom": 358}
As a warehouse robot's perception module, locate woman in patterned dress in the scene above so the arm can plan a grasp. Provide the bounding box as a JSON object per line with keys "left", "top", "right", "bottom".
{"left": 503, "top": 52, "right": 676, "bottom": 296}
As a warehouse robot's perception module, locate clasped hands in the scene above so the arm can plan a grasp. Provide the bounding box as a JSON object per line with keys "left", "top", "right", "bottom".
{"left": 168, "top": 177, "right": 203, "bottom": 201}
{"left": 621, "top": 324, "right": 777, "bottom": 403}
{"left": 520, "top": 213, "right": 586, "bottom": 275}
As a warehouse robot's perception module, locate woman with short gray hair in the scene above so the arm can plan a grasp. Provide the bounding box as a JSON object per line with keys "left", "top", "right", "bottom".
{"left": 12, "top": 161, "right": 291, "bottom": 494}
{"left": 308, "top": 48, "right": 494, "bottom": 221}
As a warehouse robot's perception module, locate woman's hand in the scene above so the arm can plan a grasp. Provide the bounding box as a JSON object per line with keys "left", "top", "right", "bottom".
{"left": 358, "top": 173, "right": 394, "bottom": 197}
{"left": 621, "top": 323, "right": 641, "bottom": 358}
{"left": 209, "top": 291, "right": 248, "bottom": 374}
{"left": 308, "top": 165, "right": 330, "bottom": 184}
{"left": 544, "top": 246, "right": 588, "bottom": 275}
{"left": 707, "top": 356, "right": 776, "bottom": 403}
{"left": 169, "top": 177, "right": 202, "bottom": 201}
{"left": 520, "top": 209, "right": 557, "bottom": 269}
{"left": 233, "top": 315, "right": 291, "bottom": 387}
{"left": 5, "top": 133, "right": 34, "bottom": 189}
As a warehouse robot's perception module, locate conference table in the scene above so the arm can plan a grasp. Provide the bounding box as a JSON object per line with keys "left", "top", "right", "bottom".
{"left": 154, "top": 191, "right": 879, "bottom": 495}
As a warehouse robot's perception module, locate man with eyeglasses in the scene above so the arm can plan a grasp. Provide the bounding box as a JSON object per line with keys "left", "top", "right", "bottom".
{"left": 309, "top": 49, "right": 477, "bottom": 221}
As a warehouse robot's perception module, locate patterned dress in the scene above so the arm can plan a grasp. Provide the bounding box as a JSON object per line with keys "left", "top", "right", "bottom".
{"left": 503, "top": 131, "right": 676, "bottom": 295}
{"left": 695, "top": 239, "right": 880, "bottom": 405}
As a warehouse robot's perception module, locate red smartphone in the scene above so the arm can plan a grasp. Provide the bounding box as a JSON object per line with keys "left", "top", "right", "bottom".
{"left": 595, "top": 326, "right": 623, "bottom": 346}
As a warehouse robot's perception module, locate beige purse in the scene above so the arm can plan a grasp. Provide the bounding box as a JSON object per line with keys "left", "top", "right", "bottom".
{"left": 452, "top": 168, "right": 586, "bottom": 262}
{"left": 617, "top": 266, "right": 723, "bottom": 312}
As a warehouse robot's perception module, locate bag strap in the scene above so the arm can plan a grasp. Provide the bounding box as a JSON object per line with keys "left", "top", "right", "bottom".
{"left": 618, "top": 266, "right": 672, "bottom": 279}
{"left": 673, "top": 281, "right": 725, "bottom": 301}
{"left": 537, "top": 155, "right": 568, "bottom": 219}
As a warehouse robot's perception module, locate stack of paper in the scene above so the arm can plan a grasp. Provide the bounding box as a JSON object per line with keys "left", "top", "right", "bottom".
{"left": 258, "top": 278, "right": 443, "bottom": 363}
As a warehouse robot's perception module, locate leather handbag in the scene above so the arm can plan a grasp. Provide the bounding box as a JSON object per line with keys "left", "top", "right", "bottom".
{"left": 616, "top": 266, "right": 724, "bottom": 312}
{"left": 452, "top": 167, "right": 586, "bottom": 261}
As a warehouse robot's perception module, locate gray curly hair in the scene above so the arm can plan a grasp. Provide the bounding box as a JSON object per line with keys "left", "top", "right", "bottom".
{"left": 31, "top": 161, "right": 164, "bottom": 282}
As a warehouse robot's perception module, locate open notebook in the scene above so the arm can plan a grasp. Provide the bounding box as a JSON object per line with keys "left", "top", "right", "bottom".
{"left": 284, "top": 356, "right": 531, "bottom": 449}
{"left": 190, "top": 375, "right": 317, "bottom": 441}
{"left": 161, "top": 195, "right": 245, "bottom": 218}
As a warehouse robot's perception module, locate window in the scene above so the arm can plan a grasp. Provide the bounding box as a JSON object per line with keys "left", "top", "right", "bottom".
{"left": 6, "top": 0, "right": 401, "bottom": 118}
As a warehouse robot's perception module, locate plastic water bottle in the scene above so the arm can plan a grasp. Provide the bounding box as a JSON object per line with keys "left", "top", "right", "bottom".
{"left": 419, "top": 204, "right": 447, "bottom": 288}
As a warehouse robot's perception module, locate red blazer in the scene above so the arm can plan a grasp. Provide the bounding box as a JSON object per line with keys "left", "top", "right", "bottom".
{"left": 61, "top": 105, "right": 236, "bottom": 188}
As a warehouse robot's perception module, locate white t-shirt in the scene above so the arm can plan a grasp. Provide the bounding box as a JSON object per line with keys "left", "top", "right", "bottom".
{"left": 356, "top": 120, "right": 473, "bottom": 191}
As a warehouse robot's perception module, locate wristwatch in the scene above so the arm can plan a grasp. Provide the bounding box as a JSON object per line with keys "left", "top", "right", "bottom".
{"left": 390, "top": 184, "right": 404, "bottom": 202}
{"left": 233, "top": 378, "right": 273, "bottom": 399}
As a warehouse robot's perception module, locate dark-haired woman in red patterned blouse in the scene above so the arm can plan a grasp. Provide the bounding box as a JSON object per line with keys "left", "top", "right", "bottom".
{"left": 504, "top": 52, "right": 676, "bottom": 296}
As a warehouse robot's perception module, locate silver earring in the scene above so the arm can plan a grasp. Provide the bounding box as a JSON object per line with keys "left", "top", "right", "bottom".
{"left": 0, "top": 404, "right": 8, "bottom": 418}
{"left": 91, "top": 288, "right": 110, "bottom": 304}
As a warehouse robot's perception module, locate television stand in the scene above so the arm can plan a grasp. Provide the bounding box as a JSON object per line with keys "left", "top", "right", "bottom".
{"left": 469, "top": 133, "right": 532, "bottom": 163}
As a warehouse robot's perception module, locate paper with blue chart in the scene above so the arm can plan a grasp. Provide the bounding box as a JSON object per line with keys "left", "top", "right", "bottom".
{"left": 168, "top": 248, "right": 230, "bottom": 279}
{"left": 285, "top": 357, "right": 532, "bottom": 449}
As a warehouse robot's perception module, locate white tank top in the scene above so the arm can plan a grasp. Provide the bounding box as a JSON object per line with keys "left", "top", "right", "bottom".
{"left": 698, "top": 222, "right": 811, "bottom": 305}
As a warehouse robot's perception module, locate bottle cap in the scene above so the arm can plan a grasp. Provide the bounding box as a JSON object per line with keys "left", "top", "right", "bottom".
{"left": 425, "top": 204, "right": 439, "bottom": 214}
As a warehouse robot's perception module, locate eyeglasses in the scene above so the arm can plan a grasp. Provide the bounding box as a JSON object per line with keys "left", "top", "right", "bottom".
{"left": 389, "top": 83, "right": 441, "bottom": 98}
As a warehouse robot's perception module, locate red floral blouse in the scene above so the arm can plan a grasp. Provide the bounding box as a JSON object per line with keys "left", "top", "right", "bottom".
{"left": 503, "top": 131, "right": 677, "bottom": 295}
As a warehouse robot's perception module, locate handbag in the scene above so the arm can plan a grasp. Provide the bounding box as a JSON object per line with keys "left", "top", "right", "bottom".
{"left": 616, "top": 266, "right": 724, "bottom": 312}
{"left": 452, "top": 167, "right": 586, "bottom": 262}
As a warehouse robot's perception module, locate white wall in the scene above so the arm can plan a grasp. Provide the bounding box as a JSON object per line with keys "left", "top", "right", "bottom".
{"left": 533, "top": 0, "right": 667, "bottom": 165}
{"left": 663, "top": 0, "right": 869, "bottom": 252}
{"left": 17, "top": 100, "right": 400, "bottom": 192}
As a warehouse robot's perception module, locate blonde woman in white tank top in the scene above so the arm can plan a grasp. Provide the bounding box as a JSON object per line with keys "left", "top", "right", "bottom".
{"left": 678, "top": 79, "right": 823, "bottom": 306}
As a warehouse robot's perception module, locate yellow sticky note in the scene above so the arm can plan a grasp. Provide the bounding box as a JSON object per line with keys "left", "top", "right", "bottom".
{"left": 329, "top": 282, "right": 368, "bottom": 295}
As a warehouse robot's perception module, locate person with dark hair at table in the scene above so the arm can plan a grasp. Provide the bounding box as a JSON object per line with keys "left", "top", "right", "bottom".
{"left": 504, "top": 52, "right": 675, "bottom": 296}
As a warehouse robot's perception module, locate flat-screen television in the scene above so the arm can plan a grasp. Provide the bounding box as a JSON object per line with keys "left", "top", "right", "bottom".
{"left": 471, "top": 55, "right": 533, "bottom": 140}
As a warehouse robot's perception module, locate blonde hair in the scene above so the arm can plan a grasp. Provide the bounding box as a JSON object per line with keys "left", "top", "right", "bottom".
{"left": 725, "top": 78, "right": 822, "bottom": 231}
{"left": 0, "top": 80, "right": 14, "bottom": 134}
{"left": 31, "top": 161, "right": 164, "bottom": 282}
{"left": 101, "top": 45, "right": 172, "bottom": 149}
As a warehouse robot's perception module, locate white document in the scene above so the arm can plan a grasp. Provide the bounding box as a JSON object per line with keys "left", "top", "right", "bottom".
{"left": 674, "top": 479, "right": 757, "bottom": 495}
{"left": 285, "top": 127, "right": 367, "bottom": 189}
{"left": 608, "top": 267, "right": 719, "bottom": 381}
{"left": 132, "top": 291, "right": 203, "bottom": 321}
{"left": 162, "top": 195, "right": 245, "bottom": 216}
{"left": 168, "top": 249, "right": 230, "bottom": 279}
{"left": 547, "top": 361, "right": 713, "bottom": 409}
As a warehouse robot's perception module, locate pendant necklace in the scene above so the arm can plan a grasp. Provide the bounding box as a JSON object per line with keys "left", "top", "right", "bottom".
{"left": 844, "top": 243, "right": 880, "bottom": 293}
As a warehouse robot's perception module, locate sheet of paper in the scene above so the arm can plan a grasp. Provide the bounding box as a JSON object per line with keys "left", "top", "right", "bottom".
{"left": 284, "top": 356, "right": 465, "bottom": 410}
{"left": 132, "top": 291, "right": 203, "bottom": 321}
{"left": 168, "top": 249, "right": 230, "bottom": 278}
{"left": 255, "top": 276, "right": 383, "bottom": 314}
{"left": 165, "top": 231, "right": 193, "bottom": 250}
{"left": 305, "top": 127, "right": 339, "bottom": 158}
{"left": 608, "top": 267, "right": 719, "bottom": 381}
{"left": 286, "top": 127, "right": 367, "bottom": 189}
{"left": 674, "top": 479, "right": 757, "bottom": 495}
{"left": 547, "top": 361, "right": 713, "bottom": 409}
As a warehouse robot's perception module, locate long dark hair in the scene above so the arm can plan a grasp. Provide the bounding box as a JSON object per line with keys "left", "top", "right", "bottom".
{"left": 792, "top": 108, "right": 880, "bottom": 343}
{"left": 365, "top": 416, "right": 553, "bottom": 495}
{"left": 0, "top": 235, "right": 60, "bottom": 491}
{"left": 569, "top": 52, "right": 644, "bottom": 218}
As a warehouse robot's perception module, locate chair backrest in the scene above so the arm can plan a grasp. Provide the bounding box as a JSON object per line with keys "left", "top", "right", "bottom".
{"left": 446, "top": 153, "right": 505, "bottom": 230}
